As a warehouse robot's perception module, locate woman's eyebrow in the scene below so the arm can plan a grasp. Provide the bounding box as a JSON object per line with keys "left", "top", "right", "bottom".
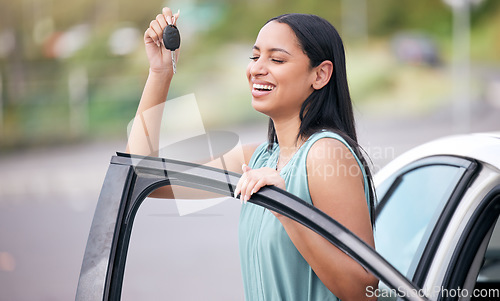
{"left": 252, "top": 45, "right": 291, "bottom": 56}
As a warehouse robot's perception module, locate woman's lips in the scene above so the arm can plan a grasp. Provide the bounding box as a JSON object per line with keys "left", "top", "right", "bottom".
{"left": 251, "top": 83, "right": 275, "bottom": 98}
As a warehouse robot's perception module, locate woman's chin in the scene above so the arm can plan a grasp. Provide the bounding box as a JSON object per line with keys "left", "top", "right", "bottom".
{"left": 251, "top": 99, "right": 272, "bottom": 116}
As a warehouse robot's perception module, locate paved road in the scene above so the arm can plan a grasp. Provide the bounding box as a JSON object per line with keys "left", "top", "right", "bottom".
{"left": 0, "top": 102, "right": 499, "bottom": 300}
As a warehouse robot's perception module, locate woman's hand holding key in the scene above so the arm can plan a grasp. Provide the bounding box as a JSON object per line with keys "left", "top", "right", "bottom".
{"left": 144, "top": 7, "right": 180, "bottom": 76}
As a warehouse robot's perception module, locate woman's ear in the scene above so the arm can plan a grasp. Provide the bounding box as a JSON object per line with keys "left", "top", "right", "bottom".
{"left": 312, "top": 60, "right": 333, "bottom": 90}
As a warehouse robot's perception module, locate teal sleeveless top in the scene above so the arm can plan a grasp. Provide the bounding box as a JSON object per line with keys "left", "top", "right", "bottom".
{"left": 238, "top": 130, "right": 370, "bottom": 301}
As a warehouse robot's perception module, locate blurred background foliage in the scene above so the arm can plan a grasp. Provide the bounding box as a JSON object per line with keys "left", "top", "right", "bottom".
{"left": 0, "top": 0, "right": 499, "bottom": 150}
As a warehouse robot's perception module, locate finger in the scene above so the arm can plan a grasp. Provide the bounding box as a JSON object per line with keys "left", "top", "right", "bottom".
{"left": 149, "top": 20, "right": 162, "bottom": 46}
{"left": 155, "top": 14, "right": 168, "bottom": 47}
{"left": 234, "top": 180, "right": 241, "bottom": 199}
{"left": 162, "top": 7, "right": 173, "bottom": 24}
{"left": 144, "top": 27, "right": 159, "bottom": 46}
{"left": 156, "top": 13, "right": 168, "bottom": 31}
{"left": 236, "top": 164, "right": 249, "bottom": 199}
{"left": 251, "top": 179, "right": 267, "bottom": 195}
{"left": 242, "top": 164, "right": 251, "bottom": 172}
{"left": 240, "top": 177, "right": 250, "bottom": 201}
{"left": 162, "top": 7, "right": 173, "bottom": 17}
{"left": 150, "top": 19, "right": 162, "bottom": 37}
{"left": 243, "top": 178, "right": 258, "bottom": 203}
{"left": 173, "top": 9, "right": 180, "bottom": 26}
{"left": 234, "top": 173, "right": 246, "bottom": 199}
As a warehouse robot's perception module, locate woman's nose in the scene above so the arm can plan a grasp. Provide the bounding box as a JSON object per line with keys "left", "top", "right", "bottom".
{"left": 249, "top": 58, "right": 268, "bottom": 77}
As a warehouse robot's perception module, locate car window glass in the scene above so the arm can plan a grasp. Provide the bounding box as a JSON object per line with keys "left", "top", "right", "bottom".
{"left": 375, "top": 164, "right": 465, "bottom": 278}
{"left": 120, "top": 185, "right": 244, "bottom": 300}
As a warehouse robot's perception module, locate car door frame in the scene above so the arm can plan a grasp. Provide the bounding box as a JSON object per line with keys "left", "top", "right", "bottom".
{"left": 439, "top": 185, "right": 500, "bottom": 301}
{"left": 76, "top": 152, "right": 430, "bottom": 301}
{"left": 374, "top": 156, "right": 479, "bottom": 286}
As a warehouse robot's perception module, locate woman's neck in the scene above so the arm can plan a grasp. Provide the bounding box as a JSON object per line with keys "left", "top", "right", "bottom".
{"left": 273, "top": 115, "right": 303, "bottom": 157}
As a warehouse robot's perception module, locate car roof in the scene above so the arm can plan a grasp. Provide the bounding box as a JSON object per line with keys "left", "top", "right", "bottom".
{"left": 374, "top": 132, "right": 500, "bottom": 186}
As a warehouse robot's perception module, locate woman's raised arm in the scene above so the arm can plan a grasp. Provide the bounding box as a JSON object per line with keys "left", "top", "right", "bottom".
{"left": 126, "top": 7, "right": 180, "bottom": 157}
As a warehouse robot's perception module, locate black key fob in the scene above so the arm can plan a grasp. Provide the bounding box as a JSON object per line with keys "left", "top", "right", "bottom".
{"left": 163, "top": 24, "right": 181, "bottom": 51}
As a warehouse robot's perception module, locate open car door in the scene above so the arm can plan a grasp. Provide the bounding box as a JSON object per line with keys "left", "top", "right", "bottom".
{"left": 75, "top": 152, "right": 429, "bottom": 301}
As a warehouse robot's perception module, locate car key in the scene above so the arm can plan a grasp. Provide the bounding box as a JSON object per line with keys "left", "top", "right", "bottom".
{"left": 163, "top": 24, "right": 181, "bottom": 74}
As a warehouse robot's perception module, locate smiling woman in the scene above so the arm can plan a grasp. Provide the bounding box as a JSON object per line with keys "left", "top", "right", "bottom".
{"left": 126, "top": 7, "right": 377, "bottom": 301}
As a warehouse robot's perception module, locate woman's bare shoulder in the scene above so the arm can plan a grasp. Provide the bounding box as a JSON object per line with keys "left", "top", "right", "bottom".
{"left": 306, "top": 137, "right": 356, "bottom": 166}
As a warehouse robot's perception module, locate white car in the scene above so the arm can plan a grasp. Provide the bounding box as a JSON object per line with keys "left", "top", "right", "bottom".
{"left": 374, "top": 132, "right": 500, "bottom": 300}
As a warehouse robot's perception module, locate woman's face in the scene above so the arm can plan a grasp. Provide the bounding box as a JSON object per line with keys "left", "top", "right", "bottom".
{"left": 246, "top": 21, "right": 316, "bottom": 120}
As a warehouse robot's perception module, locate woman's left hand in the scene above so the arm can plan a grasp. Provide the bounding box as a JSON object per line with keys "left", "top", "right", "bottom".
{"left": 234, "top": 164, "right": 285, "bottom": 204}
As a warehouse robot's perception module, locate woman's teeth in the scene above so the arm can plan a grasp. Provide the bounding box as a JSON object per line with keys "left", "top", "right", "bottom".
{"left": 253, "top": 84, "right": 274, "bottom": 91}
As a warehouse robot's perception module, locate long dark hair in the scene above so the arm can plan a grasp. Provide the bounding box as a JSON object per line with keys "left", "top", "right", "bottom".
{"left": 266, "top": 13, "right": 376, "bottom": 226}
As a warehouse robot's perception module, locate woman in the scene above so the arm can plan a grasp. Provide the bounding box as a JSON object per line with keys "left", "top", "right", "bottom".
{"left": 127, "top": 7, "right": 378, "bottom": 301}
